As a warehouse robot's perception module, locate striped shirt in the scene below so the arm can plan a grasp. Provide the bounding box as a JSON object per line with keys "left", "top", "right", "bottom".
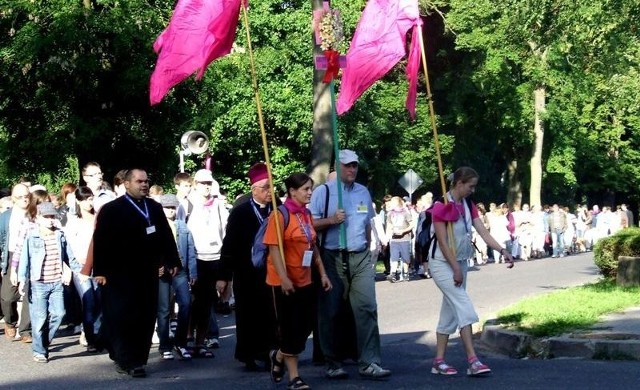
{"left": 40, "top": 233, "right": 62, "bottom": 283}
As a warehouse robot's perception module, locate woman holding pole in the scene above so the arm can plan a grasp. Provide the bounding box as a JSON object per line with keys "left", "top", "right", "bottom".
{"left": 428, "top": 167, "right": 514, "bottom": 377}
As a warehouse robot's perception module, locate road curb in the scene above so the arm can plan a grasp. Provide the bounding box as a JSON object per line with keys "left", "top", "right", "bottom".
{"left": 481, "top": 322, "right": 640, "bottom": 360}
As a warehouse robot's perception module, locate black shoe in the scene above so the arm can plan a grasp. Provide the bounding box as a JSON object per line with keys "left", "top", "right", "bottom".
{"left": 244, "top": 360, "right": 259, "bottom": 371}
{"left": 114, "top": 362, "right": 129, "bottom": 375}
{"left": 129, "top": 366, "right": 146, "bottom": 378}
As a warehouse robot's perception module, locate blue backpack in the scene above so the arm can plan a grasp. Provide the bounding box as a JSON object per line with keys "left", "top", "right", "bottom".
{"left": 251, "top": 205, "right": 290, "bottom": 268}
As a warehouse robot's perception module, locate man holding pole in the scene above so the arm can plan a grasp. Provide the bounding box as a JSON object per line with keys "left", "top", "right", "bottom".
{"left": 310, "top": 149, "right": 391, "bottom": 380}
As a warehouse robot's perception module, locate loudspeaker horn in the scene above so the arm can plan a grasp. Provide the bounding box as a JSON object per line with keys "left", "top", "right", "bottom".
{"left": 180, "top": 131, "right": 209, "bottom": 155}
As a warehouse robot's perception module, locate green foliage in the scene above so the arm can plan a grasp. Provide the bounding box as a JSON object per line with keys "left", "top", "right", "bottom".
{"left": 496, "top": 279, "right": 640, "bottom": 337}
{"left": 443, "top": 0, "right": 640, "bottom": 205}
{"left": 0, "top": 0, "right": 638, "bottom": 208}
{"left": 593, "top": 228, "right": 640, "bottom": 278}
{"left": 0, "top": 0, "right": 191, "bottom": 187}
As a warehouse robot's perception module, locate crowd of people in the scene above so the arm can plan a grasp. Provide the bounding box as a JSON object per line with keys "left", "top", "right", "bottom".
{"left": 373, "top": 191, "right": 636, "bottom": 282}
{"left": 0, "top": 153, "right": 634, "bottom": 387}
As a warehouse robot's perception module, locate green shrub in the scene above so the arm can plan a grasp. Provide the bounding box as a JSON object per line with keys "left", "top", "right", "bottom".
{"left": 593, "top": 228, "right": 640, "bottom": 278}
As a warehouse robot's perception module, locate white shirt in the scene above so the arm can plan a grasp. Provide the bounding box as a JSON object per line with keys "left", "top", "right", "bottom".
{"left": 8, "top": 208, "right": 27, "bottom": 252}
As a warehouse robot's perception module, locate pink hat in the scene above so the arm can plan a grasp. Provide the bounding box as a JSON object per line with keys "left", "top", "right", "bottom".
{"left": 247, "top": 163, "right": 268, "bottom": 185}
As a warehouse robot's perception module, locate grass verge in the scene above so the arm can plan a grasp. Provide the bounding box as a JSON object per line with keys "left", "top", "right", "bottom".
{"left": 494, "top": 279, "right": 640, "bottom": 337}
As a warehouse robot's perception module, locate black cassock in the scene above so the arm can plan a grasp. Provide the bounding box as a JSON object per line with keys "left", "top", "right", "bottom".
{"left": 220, "top": 198, "right": 277, "bottom": 364}
{"left": 93, "top": 195, "right": 180, "bottom": 369}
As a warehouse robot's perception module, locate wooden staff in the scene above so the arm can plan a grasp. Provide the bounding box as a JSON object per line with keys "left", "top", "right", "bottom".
{"left": 417, "top": 23, "right": 456, "bottom": 253}
{"left": 240, "top": 3, "right": 286, "bottom": 267}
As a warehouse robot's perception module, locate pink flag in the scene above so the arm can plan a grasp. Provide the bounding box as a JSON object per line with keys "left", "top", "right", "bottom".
{"left": 149, "top": 0, "right": 243, "bottom": 105}
{"left": 336, "top": 0, "right": 422, "bottom": 119}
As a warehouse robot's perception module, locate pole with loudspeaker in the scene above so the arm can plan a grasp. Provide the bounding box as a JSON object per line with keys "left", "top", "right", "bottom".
{"left": 179, "top": 131, "right": 209, "bottom": 172}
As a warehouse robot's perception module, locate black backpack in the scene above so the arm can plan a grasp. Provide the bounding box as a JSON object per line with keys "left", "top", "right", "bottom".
{"left": 416, "top": 196, "right": 473, "bottom": 259}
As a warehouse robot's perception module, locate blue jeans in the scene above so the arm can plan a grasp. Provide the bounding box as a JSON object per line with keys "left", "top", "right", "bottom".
{"left": 72, "top": 273, "right": 101, "bottom": 346}
{"left": 157, "top": 270, "right": 192, "bottom": 350}
{"left": 29, "top": 281, "right": 65, "bottom": 357}
{"left": 552, "top": 229, "right": 565, "bottom": 257}
{"left": 206, "top": 305, "right": 220, "bottom": 339}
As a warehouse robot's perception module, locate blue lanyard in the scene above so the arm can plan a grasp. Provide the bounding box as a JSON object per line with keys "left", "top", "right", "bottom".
{"left": 295, "top": 213, "right": 313, "bottom": 249}
{"left": 447, "top": 192, "right": 470, "bottom": 234}
{"left": 250, "top": 198, "right": 271, "bottom": 224}
{"left": 125, "top": 194, "right": 151, "bottom": 226}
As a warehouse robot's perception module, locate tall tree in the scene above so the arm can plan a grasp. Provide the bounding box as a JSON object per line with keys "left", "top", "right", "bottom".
{"left": 445, "top": 0, "right": 640, "bottom": 207}
{"left": 0, "top": 0, "right": 192, "bottom": 187}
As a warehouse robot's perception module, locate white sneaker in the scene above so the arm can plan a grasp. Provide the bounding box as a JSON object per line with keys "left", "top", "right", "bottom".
{"left": 359, "top": 362, "right": 391, "bottom": 378}
{"left": 161, "top": 350, "right": 175, "bottom": 360}
{"left": 79, "top": 331, "right": 88, "bottom": 347}
{"left": 205, "top": 338, "right": 219, "bottom": 349}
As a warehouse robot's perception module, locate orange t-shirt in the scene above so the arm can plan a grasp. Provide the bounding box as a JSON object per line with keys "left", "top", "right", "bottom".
{"left": 264, "top": 209, "right": 317, "bottom": 287}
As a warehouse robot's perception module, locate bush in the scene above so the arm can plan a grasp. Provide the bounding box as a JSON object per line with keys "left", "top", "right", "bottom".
{"left": 593, "top": 228, "right": 640, "bottom": 278}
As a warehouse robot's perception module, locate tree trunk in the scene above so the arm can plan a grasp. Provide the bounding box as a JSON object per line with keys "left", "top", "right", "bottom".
{"left": 530, "top": 85, "right": 546, "bottom": 207}
{"left": 507, "top": 159, "right": 522, "bottom": 207}
{"left": 309, "top": 0, "right": 334, "bottom": 186}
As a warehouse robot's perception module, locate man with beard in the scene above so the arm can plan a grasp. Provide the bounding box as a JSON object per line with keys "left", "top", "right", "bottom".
{"left": 217, "top": 163, "right": 277, "bottom": 370}
{"left": 93, "top": 169, "right": 180, "bottom": 377}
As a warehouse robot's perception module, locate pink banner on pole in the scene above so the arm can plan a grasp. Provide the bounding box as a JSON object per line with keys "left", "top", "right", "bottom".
{"left": 150, "top": 0, "right": 243, "bottom": 105}
{"left": 336, "top": 0, "right": 422, "bottom": 118}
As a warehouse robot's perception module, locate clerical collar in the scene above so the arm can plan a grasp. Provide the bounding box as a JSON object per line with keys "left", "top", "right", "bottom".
{"left": 126, "top": 194, "right": 144, "bottom": 203}
{"left": 252, "top": 197, "right": 267, "bottom": 208}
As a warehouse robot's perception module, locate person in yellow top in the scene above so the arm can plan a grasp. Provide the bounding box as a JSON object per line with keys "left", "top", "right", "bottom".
{"left": 264, "top": 172, "right": 332, "bottom": 390}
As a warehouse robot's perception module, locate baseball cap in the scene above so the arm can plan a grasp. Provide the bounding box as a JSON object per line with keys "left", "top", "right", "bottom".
{"left": 37, "top": 202, "right": 58, "bottom": 217}
{"left": 193, "top": 169, "right": 214, "bottom": 183}
{"left": 159, "top": 194, "right": 179, "bottom": 208}
{"left": 339, "top": 149, "right": 359, "bottom": 164}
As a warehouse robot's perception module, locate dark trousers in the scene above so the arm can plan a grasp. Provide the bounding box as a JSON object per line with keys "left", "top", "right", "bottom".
{"left": 382, "top": 245, "right": 391, "bottom": 274}
{"left": 101, "top": 275, "right": 157, "bottom": 369}
{"left": 191, "top": 260, "right": 219, "bottom": 344}
{"left": 0, "top": 267, "right": 31, "bottom": 336}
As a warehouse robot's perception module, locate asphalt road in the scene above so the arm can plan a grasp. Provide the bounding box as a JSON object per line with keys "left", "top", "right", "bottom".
{"left": 1, "top": 252, "right": 639, "bottom": 389}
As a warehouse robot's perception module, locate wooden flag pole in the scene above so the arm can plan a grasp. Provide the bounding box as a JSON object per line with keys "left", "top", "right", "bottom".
{"left": 240, "top": 3, "right": 286, "bottom": 267}
{"left": 417, "top": 23, "right": 456, "bottom": 253}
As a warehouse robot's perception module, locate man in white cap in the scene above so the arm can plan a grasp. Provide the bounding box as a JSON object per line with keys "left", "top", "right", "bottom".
{"left": 309, "top": 149, "right": 391, "bottom": 379}
{"left": 185, "top": 169, "right": 228, "bottom": 357}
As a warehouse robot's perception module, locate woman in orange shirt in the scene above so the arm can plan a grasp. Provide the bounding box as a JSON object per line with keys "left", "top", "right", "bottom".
{"left": 264, "top": 173, "right": 332, "bottom": 390}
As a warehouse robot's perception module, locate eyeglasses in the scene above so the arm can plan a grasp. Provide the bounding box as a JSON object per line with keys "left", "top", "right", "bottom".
{"left": 84, "top": 172, "right": 103, "bottom": 178}
{"left": 252, "top": 184, "right": 271, "bottom": 191}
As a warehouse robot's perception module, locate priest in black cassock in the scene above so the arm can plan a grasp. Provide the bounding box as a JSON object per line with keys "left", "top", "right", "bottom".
{"left": 93, "top": 169, "right": 180, "bottom": 377}
{"left": 218, "top": 163, "right": 278, "bottom": 370}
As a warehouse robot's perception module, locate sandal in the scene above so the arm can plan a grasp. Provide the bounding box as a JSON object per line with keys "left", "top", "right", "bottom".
{"left": 287, "top": 376, "right": 311, "bottom": 390}
{"left": 270, "top": 349, "right": 285, "bottom": 383}
{"left": 195, "top": 346, "right": 214, "bottom": 358}
{"left": 175, "top": 346, "right": 192, "bottom": 360}
{"left": 431, "top": 359, "right": 458, "bottom": 375}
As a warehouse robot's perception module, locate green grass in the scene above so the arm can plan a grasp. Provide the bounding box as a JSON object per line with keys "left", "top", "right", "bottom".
{"left": 375, "top": 260, "right": 385, "bottom": 274}
{"left": 494, "top": 279, "right": 640, "bottom": 337}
